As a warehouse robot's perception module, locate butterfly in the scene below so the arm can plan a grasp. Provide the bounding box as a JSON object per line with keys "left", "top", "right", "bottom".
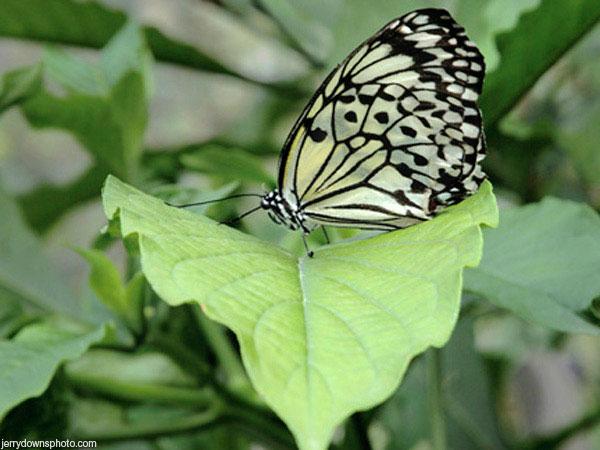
{"left": 174, "top": 8, "right": 486, "bottom": 255}
{"left": 259, "top": 8, "right": 486, "bottom": 237}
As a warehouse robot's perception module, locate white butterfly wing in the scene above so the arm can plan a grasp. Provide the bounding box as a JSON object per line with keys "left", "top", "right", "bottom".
{"left": 277, "top": 8, "right": 486, "bottom": 230}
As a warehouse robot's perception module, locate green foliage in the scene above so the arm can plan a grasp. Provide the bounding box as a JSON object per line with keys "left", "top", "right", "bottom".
{"left": 0, "top": 0, "right": 241, "bottom": 80}
{"left": 0, "top": 64, "right": 41, "bottom": 113}
{"left": 102, "top": 175, "right": 498, "bottom": 450}
{"left": 180, "top": 145, "right": 274, "bottom": 186}
{"left": 77, "top": 249, "right": 144, "bottom": 334}
{"left": 374, "top": 317, "right": 504, "bottom": 450}
{"left": 559, "top": 103, "right": 600, "bottom": 189}
{"left": 0, "top": 322, "right": 105, "bottom": 420}
{"left": 65, "top": 349, "right": 197, "bottom": 389}
{"left": 465, "top": 198, "right": 600, "bottom": 334}
{"left": 0, "top": 188, "right": 81, "bottom": 318}
{"left": 1, "top": 1, "right": 600, "bottom": 449}
{"left": 256, "top": 0, "right": 338, "bottom": 64}
{"left": 480, "top": 0, "right": 600, "bottom": 127}
{"left": 22, "top": 22, "right": 151, "bottom": 181}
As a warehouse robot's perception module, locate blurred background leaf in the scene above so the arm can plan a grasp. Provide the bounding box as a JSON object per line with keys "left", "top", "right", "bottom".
{"left": 0, "top": 322, "right": 105, "bottom": 420}
{"left": 465, "top": 198, "right": 600, "bottom": 334}
{"left": 0, "top": 187, "right": 83, "bottom": 318}
{"left": 481, "top": 0, "right": 600, "bottom": 128}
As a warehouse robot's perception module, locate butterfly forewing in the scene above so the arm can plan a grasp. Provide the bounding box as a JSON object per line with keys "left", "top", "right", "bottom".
{"left": 277, "top": 8, "right": 486, "bottom": 230}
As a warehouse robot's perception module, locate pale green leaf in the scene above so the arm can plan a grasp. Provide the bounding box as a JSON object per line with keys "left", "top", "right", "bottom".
{"left": 102, "top": 176, "right": 497, "bottom": 450}
{"left": 464, "top": 198, "right": 600, "bottom": 334}
{"left": 43, "top": 47, "right": 107, "bottom": 96}
{"left": 0, "top": 322, "right": 105, "bottom": 419}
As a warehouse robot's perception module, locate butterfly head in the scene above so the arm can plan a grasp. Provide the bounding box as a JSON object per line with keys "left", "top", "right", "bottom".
{"left": 261, "top": 190, "right": 312, "bottom": 233}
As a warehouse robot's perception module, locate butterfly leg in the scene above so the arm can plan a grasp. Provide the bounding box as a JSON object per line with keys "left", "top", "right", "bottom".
{"left": 321, "top": 226, "right": 330, "bottom": 245}
{"left": 301, "top": 234, "right": 314, "bottom": 258}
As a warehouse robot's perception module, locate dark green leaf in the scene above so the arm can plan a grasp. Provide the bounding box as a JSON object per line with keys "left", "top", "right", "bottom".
{"left": 481, "top": 0, "right": 600, "bottom": 127}
{"left": 0, "top": 0, "right": 241, "bottom": 79}
{"left": 43, "top": 47, "right": 107, "bottom": 96}
{"left": 65, "top": 349, "right": 197, "bottom": 388}
{"left": 328, "top": 0, "right": 446, "bottom": 67}
{"left": 16, "top": 165, "right": 109, "bottom": 234}
{"left": 373, "top": 316, "right": 505, "bottom": 450}
{"left": 371, "top": 360, "right": 428, "bottom": 450}
{"left": 559, "top": 104, "right": 600, "bottom": 190}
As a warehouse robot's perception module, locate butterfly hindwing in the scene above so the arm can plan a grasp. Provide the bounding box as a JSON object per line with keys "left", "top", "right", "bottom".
{"left": 277, "top": 8, "right": 486, "bottom": 230}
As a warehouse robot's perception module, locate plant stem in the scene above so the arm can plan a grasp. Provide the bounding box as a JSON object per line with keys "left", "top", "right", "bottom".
{"left": 194, "top": 307, "right": 249, "bottom": 388}
{"left": 75, "top": 407, "right": 222, "bottom": 441}
{"left": 65, "top": 372, "right": 216, "bottom": 408}
{"left": 426, "top": 347, "right": 447, "bottom": 450}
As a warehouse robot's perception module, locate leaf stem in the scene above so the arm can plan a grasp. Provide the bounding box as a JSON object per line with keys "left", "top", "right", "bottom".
{"left": 426, "top": 347, "right": 447, "bottom": 450}
{"left": 74, "top": 407, "right": 223, "bottom": 441}
{"left": 65, "top": 372, "right": 216, "bottom": 408}
{"left": 194, "top": 308, "right": 250, "bottom": 389}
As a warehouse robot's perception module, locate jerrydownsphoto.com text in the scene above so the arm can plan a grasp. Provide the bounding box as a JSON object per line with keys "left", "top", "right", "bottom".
{"left": 1, "top": 439, "right": 97, "bottom": 449}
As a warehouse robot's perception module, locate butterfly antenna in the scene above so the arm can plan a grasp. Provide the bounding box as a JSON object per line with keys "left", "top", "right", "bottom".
{"left": 221, "top": 205, "right": 263, "bottom": 226}
{"left": 166, "top": 193, "right": 263, "bottom": 209}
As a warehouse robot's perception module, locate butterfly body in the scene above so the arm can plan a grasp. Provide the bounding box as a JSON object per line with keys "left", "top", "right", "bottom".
{"left": 263, "top": 8, "right": 487, "bottom": 234}
{"left": 261, "top": 189, "right": 313, "bottom": 233}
